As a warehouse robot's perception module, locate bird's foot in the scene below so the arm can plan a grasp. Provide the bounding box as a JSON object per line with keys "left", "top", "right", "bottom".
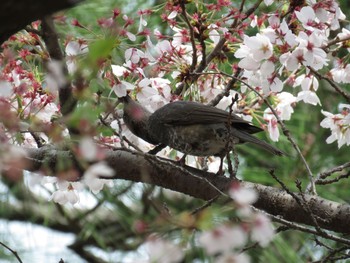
{"left": 215, "top": 169, "right": 224, "bottom": 176}
{"left": 148, "top": 144, "right": 166, "bottom": 155}
{"left": 177, "top": 154, "right": 187, "bottom": 166}
{"left": 215, "top": 157, "right": 225, "bottom": 176}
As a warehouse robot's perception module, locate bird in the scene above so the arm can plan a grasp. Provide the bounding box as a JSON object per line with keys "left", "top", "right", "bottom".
{"left": 120, "top": 95, "right": 284, "bottom": 158}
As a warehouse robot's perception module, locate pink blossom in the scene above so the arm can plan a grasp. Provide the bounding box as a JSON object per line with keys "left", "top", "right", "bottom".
{"left": 295, "top": 6, "right": 316, "bottom": 31}
{"left": 113, "top": 81, "right": 134, "bottom": 98}
{"left": 125, "top": 48, "right": 145, "bottom": 64}
{"left": 264, "top": 111, "right": 280, "bottom": 142}
{"left": 229, "top": 182, "right": 258, "bottom": 206}
{"left": 251, "top": 213, "right": 275, "bottom": 247}
{"left": 111, "top": 65, "right": 130, "bottom": 77}
{"left": 145, "top": 236, "right": 184, "bottom": 263}
{"left": 235, "top": 34, "right": 273, "bottom": 70}
{"left": 199, "top": 225, "right": 248, "bottom": 255}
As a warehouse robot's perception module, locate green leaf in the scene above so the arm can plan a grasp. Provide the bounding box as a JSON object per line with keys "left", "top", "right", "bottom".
{"left": 88, "top": 38, "right": 115, "bottom": 63}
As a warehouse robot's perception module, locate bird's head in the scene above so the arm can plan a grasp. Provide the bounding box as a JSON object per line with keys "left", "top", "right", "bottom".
{"left": 120, "top": 95, "right": 151, "bottom": 121}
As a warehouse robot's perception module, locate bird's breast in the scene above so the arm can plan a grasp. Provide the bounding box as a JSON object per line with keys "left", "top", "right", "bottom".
{"left": 161, "top": 124, "right": 237, "bottom": 156}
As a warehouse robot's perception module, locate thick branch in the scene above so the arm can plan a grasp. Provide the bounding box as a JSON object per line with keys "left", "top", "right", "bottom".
{"left": 24, "top": 147, "right": 350, "bottom": 235}
{"left": 0, "top": 0, "right": 83, "bottom": 44}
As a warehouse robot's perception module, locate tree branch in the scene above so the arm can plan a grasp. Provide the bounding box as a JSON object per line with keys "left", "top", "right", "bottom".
{"left": 23, "top": 147, "right": 350, "bottom": 235}
{"left": 0, "top": 0, "right": 83, "bottom": 45}
{"left": 41, "top": 16, "right": 77, "bottom": 116}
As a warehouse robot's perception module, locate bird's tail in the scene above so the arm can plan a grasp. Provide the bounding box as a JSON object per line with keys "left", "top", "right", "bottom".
{"left": 233, "top": 129, "right": 285, "bottom": 156}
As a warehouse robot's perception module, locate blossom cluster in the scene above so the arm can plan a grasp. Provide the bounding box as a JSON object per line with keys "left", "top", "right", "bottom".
{"left": 141, "top": 183, "right": 274, "bottom": 263}
{"left": 199, "top": 183, "right": 274, "bottom": 262}
{"left": 321, "top": 104, "right": 350, "bottom": 148}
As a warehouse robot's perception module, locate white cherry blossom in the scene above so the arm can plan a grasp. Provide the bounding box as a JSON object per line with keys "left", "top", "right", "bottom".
{"left": 229, "top": 183, "right": 258, "bottom": 206}
{"left": 83, "top": 162, "right": 114, "bottom": 194}
{"left": 199, "top": 225, "right": 248, "bottom": 255}
{"left": 145, "top": 236, "right": 184, "bottom": 263}
{"left": 251, "top": 213, "right": 275, "bottom": 247}
{"left": 297, "top": 91, "right": 321, "bottom": 106}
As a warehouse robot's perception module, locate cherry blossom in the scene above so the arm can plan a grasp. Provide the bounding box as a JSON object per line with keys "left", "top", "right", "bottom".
{"left": 1, "top": 0, "right": 350, "bottom": 259}
{"left": 250, "top": 213, "right": 275, "bottom": 247}
{"left": 228, "top": 182, "right": 258, "bottom": 207}
{"left": 50, "top": 180, "right": 83, "bottom": 205}
{"left": 125, "top": 48, "right": 145, "bottom": 64}
{"left": 83, "top": 162, "right": 114, "bottom": 194}
{"left": 264, "top": 113, "right": 280, "bottom": 142}
{"left": 111, "top": 65, "right": 130, "bottom": 77}
{"left": 145, "top": 236, "right": 184, "bottom": 263}
{"left": 274, "top": 92, "right": 296, "bottom": 121}
{"left": 235, "top": 34, "right": 273, "bottom": 71}
{"left": 79, "top": 137, "right": 98, "bottom": 161}
{"left": 294, "top": 74, "right": 319, "bottom": 92}
{"left": 113, "top": 80, "right": 135, "bottom": 98}
{"left": 295, "top": 6, "right": 317, "bottom": 31}
{"left": 296, "top": 90, "right": 321, "bottom": 106}
{"left": 65, "top": 41, "right": 88, "bottom": 74}
{"left": 321, "top": 107, "right": 350, "bottom": 147}
{"left": 199, "top": 225, "right": 247, "bottom": 255}
{"left": 145, "top": 37, "right": 172, "bottom": 62}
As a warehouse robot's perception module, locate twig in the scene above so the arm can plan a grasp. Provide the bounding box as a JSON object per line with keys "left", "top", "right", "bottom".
{"left": 315, "top": 171, "right": 350, "bottom": 185}
{"left": 323, "top": 35, "right": 350, "bottom": 49}
{"left": 0, "top": 241, "right": 23, "bottom": 263}
{"left": 313, "top": 238, "right": 350, "bottom": 263}
{"left": 309, "top": 67, "right": 350, "bottom": 103}
{"left": 25, "top": 26, "right": 41, "bottom": 36}
{"left": 29, "top": 130, "right": 45, "bottom": 148}
{"left": 191, "top": 195, "right": 220, "bottom": 215}
{"left": 174, "top": 0, "right": 263, "bottom": 95}
{"left": 208, "top": 68, "right": 242, "bottom": 107}
{"left": 256, "top": 209, "right": 350, "bottom": 246}
{"left": 318, "top": 161, "right": 350, "bottom": 180}
{"left": 98, "top": 115, "right": 143, "bottom": 152}
{"left": 240, "top": 242, "right": 259, "bottom": 253}
{"left": 269, "top": 170, "right": 326, "bottom": 234}
{"left": 143, "top": 150, "right": 228, "bottom": 197}
{"left": 295, "top": 180, "right": 326, "bottom": 233}
{"left": 268, "top": 170, "right": 303, "bottom": 207}
{"left": 227, "top": 95, "right": 240, "bottom": 178}
{"left": 179, "top": 1, "right": 197, "bottom": 72}
{"left": 222, "top": 72, "right": 316, "bottom": 194}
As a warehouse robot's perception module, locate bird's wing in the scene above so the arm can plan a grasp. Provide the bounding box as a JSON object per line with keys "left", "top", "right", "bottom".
{"left": 154, "top": 101, "right": 263, "bottom": 134}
